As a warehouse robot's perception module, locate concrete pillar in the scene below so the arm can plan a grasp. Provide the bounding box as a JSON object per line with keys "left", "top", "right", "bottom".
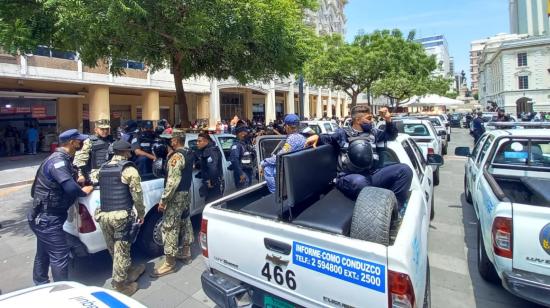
{"left": 327, "top": 89, "right": 333, "bottom": 118}
{"left": 303, "top": 86, "right": 310, "bottom": 119}
{"left": 76, "top": 93, "right": 86, "bottom": 132}
{"left": 316, "top": 88, "right": 323, "bottom": 119}
{"left": 58, "top": 98, "right": 78, "bottom": 131}
{"left": 209, "top": 79, "right": 220, "bottom": 129}
{"left": 88, "top": 85, "right": 110, "bottom": 122}
{"left": 335, "top": 91, "right": 342, "bottom": 119}
{"left": 141, "top": 89, "right": 160, "bottom": 121}
{"left": 244, "top": 89, "right": 253, "bottom": 120}
{"left": 265, "top": 81, "right": 276, "bottom": 124}
{"left": 344, "top": 98, "right": 350, "bottom": 117}
{"left": 286, "top": 77, "right": 295, "bottom": 114}
{"left": 197, "top": 94, "right": 209, "bottom": 119}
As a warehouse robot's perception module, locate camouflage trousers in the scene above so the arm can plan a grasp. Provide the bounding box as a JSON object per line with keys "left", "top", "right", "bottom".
{"left": 162, "top": 191, "right": 194, "bottom": 257}
{"left": 95, "top": 209, "right": 132, "bottom": 283}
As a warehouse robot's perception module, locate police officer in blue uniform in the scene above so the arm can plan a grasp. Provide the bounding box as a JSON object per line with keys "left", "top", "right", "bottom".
{"left": 307, "top": 106, "right": 413, "bottom": 209}
{"left": 131, "top": 120, "right": 156, "bottom": 175}
{"left": 471, "top": 111, "right": 485, "bottom": 144}
{"left": 195, "top": 133, "right": 224, "bottom": 202}
{"left": 229, "top": 126, "right": 255, "bottom": 189}
{"left": 29, "top": 129, "right": 94, "bottom": 285}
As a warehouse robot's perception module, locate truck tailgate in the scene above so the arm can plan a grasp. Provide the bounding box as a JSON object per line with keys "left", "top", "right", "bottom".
{"left": 513, "top": 203, "right": 550, "bottom": 276}
{"left": 204, "top": 209, "right": 388, "bottom": 307}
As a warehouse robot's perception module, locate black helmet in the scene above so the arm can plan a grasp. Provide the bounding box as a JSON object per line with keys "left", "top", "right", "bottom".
{"left": 152, "top": 142, "right": 168, "bottom": 160}
{"left": 347, "top": 140, "right": 374, "bottom": 171}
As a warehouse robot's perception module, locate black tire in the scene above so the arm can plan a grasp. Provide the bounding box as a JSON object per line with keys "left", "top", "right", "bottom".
{"left": 137, "top": 207, "right": 164, "bottom": 257}
{"left": 423, "top": 259, "right": 431, "bottom": 308}
{"left": 433, "top": 168, "right": 440, "bottom": 186}
{"left": 430, "top": 191, "right": 435, "bottom": 221}
{"left": 464, "top": 174, "right": 472, "bottom": 203}
{"left": 442, "top": 144, "right": 448, "bottom": 155}
{"left": 447, "top": 132, "right": 451, "bottom": 142}
{"left": 477, "top": 224, "right": 500, "bottom": 283}
{"left": 350, "top": 187, "right": 396, "bottom": 246}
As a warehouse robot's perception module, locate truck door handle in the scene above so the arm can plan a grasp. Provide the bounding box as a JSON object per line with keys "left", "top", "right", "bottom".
{"left": 264, "top": 238, "right": 291, "bottom": 255}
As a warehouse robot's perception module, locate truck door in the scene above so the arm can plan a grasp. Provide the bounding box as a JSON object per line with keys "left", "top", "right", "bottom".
{"left": 214, "top": 135, "right": 237, "bottom": 194}
{"left": 185, "top": 136, "right": 204, "bottom": 215}
{"left": 255, "top": 135, "right": 287, "bottom": 181}
{"left": 403, "top": 140, "right": 432, "bottom": 215}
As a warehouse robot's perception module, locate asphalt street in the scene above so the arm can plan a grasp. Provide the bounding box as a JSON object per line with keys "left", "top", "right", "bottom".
{"left": 0, "top": 128, "right": 544, "bottom": 307}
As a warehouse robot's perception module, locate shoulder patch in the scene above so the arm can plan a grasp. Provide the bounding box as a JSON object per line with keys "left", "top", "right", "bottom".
{"left": 231, "top": 145, "right": 237, "bottom": 150}
{"left": 53, "top": 161, "right": 65, "bottom": 169}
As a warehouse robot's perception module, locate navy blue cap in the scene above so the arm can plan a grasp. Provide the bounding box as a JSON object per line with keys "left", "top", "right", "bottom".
{"left": 142, "top": 120, "right": 153, "bottom": 129}
{"left": 235, "top": 125, "right": 249, "bottom": 134}
{"left": 59, "top": 129, "right": 88, "bottom": 143}
{"left": 112, "top": 140, "right": 132, "bottom": 151}
{"left": 283, "top": 114, "right": 300, "bottom": 126}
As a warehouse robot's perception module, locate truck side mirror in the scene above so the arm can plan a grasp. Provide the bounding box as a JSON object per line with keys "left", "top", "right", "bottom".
{"left": 437, "top": 130, "right": 446, "bottom": 136}
{"left": 427, "top": 154, "right": 444, "bottom": 166}
{"left": 454, "top": 147, "right": 471, "bottom": 157}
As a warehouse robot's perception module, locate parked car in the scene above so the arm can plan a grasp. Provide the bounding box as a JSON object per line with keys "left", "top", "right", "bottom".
{"left": 457, "top": 127, "right": 550, "bottom": 306}
{"left": 414, "top": 116, "right": 448, "bottom": 155}
{"left": 63, "top": 133, "right": 241, "bottom": 257}
{"left": 301, "top": 120, "right": 339, "bottom": 135}
{"left": 200, "top": 134, "right": 443, "bottom": 308}
{"left": 449, "top": 113, "right": 462, "bottom": 128}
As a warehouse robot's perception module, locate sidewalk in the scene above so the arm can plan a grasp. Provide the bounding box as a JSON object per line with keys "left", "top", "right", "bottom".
{"left": 0, "top": 153, "right": 48, "bottom": 189}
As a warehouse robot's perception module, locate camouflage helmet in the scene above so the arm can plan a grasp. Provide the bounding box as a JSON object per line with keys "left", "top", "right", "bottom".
{"left": 96, "top": 119, "right": 110, "bottom": 129}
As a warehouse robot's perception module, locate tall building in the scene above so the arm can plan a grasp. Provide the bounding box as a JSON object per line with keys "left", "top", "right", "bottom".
{"left": 470, "top": 39, "right": 488, "bottom": 95}
{"left": 449, "top": 56, "right": 455, "bottom": 76}
{"left": 304, "top": 0, "right": 347, "bottom": 35}
{"left": 509, "top": 0, "right": 550, "bottom": 36}
{"left": 415, "top": 35, "right": 452, "bottom": 76}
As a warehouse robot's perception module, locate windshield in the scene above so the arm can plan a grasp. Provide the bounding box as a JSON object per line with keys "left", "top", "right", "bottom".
{"left": 493, "top": 139, "right": 550, "bottom": 168}
{"left": 428, "top": 118, "right": 442, "bottom": 126}
{"left": 400, "top": 124, "right": 430, "bottom": 137}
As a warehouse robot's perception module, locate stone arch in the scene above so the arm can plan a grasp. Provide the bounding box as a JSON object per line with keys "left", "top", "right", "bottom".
{"left": 516, "top": 97, "right": 533, "bottom": 117}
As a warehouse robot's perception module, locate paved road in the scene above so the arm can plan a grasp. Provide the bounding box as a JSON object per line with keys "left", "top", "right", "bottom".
{"left": 0, "top": 128, "right": 543, "bottom": 307}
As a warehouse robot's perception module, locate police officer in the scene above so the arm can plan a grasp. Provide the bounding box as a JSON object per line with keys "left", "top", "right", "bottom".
{"left": 229, "top": 126, "right": 255, "bottom": 189}
{"left": 152, "top": 129, "right": 194, "bottom": 277}
{"left": 74, "top": 119, "right": 114, "bottom": 184}
{"left": 195, "top": 133, "right": 223, "bottom": 202}
{"left": 120, "top": 120, "right": 139, "bottom": 143}
{"left": 29, "top": 129, "right": 94, "bottom": 285}
{"left": 260, "top": 114, "right": 307, "bottom": 193}
{"left": 306, "top": 106, "right": 413, "bottom": 209}
{"left": 132, "top": 120, "right": 156, "bottom": 175}
{"left": 94, "top": 140, "right": 145, "bottom": 296}
{"left": 472, "top": 111, "right": 485, "bottom": 144}
{"left": 496, "top": 109, "right": 511, "bottom": 122}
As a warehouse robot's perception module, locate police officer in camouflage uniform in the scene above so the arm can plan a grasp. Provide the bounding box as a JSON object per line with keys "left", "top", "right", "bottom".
{"left": 74, "top": 119, "right": 114, "bottom": 184}
{"left": 152, "top": 129, "right": 194, "bottom": 277}
{"left": 94, "top": 140, "right": 145, "bottom": 296}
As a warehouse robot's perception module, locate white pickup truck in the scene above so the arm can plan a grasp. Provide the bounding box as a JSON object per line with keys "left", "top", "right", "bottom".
{"left": 63, "top": 133, "right": 240, "bottom": 257}
{"left": 457, "top": 128, "right": 550, "bottom": 306}
{"left": 200, "top": 134, "right": 443, "bottom": 308}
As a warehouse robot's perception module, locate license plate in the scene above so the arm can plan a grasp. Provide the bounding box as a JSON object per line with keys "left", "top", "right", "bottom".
{"left": 264, "top": 294, "right": 294, "bottom": 308}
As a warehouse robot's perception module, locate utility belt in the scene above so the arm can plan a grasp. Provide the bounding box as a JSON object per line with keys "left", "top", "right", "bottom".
{"left": 31, "top": 199, "right": 68, "bottom": 218}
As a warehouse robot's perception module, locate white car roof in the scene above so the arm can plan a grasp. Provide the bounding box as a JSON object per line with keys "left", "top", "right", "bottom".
{"left": 488, "top": 129, "right": 550, "bottom": 138}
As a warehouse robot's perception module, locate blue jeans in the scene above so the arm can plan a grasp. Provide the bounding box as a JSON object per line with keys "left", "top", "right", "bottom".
{"left": 264, "top": 165, "right": 276, "bottom": 193}
{"left": 234, "top": 169, "right": 253, "bottom": 189}
{"left": 28, "top": 140, "right": 38, "bottom": 154}
{"left": 134, "top": 156, "right": 153, "bottom": 176}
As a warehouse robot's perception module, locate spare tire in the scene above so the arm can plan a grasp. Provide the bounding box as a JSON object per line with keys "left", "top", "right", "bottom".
{"left": 350, "top": 187, "right": 397, "bottom": 246}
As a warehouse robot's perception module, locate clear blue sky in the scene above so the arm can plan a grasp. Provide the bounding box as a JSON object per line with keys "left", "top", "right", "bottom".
{"left": 344, "top": 0, "right": 509, "bottom": 82}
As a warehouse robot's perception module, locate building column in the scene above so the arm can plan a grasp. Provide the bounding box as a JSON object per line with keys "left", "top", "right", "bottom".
{"left": 141, "top": 89, "right": 160, "bottom": 122}
{"left": 286, "top": 77, "right": 295, "bottom": 115}
{"left": 316, "top": 88, "right": 323, "bottom": 119}
{"left": 88, "top": 85, "right": 110, "bottom": 123}
{"left": 265, "top": 81, "right": 276, "bottom": 124}
{"left": 335, "top": 91, "right": 342, "bottom": 119}
{"left": 344, "top": 98, "right": 350, "bottom": 117}
{"left": 244, "top": 89, "right": 253, "bottom": 120}
{"left": 326, "top": 88, "right": 333, "bottom": 118}
{"left": 303, "top": 86, "right": 310, "bottom": 119}
{"left": 209, "top": 79, "right": 220, "bottom": 129}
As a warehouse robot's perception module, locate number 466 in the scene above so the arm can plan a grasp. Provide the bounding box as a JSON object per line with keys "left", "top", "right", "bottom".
{"left": 261, "top": 262, "right": 297, "bottom": 290}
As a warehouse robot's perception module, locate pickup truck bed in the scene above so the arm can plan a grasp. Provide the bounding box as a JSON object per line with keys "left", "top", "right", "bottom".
{"left": 490, "top": 174, "right": 550, "bottom": 206}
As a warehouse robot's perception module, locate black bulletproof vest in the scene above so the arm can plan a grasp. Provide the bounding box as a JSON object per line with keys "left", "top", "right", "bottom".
{"left": 98, "top": 161, "right": 134, "bottom": 212}
{"left": 138, "top": 132, "right": 155, "bottom": 153}
{"left": 31, "top": 150, "right": 75, "bottom": 213}
{"left": 89, "top": 135, "right": 112, "bottom": 169}
{"left": 165, "top": 148, "right": 193, "bottom": 192}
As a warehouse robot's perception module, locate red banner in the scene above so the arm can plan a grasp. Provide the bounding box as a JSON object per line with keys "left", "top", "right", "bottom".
{"left": 32, "top": 105, "right": 47, "bottom": 118}
{"left": 0, "top": 107, "right": 16, "bottom": 114}
{"left": 16, "top": 106, "right": 31, "bottom": 114}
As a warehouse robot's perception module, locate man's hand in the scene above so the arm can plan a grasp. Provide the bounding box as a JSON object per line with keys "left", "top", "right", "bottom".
{"left": 137, "top": 217, "right": 144, "bottom": 224}
{"left": 239, "top": 174, "right": 247, "bottom": 183}
{"left": 380, "top": 107, "right": 392, "bottom": 122}
{"left": 305, "top": 135, "right": 319, "bottom": 148}
{"left": 207, "top": 180, "right": 213, "bottom": 188}
{"left": 82, "top": 186, "right": 94, "bottom": 195}
{"left": 158, "top": 203, "right": 166, "bottom": 213}
{"left": 77, "top": 175, "right": 85, "bottom": 185}
{"left": 259, "top": 167, "right": 264, "bottom": 178}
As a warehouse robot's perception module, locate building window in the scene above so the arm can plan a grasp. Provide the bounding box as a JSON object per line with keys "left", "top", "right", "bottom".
{"left": 517, "top": 53, "right": 527, "bottom": 67}
{"left": 518, "top": 76, "right": 529, "bottom": 89}
{"left": 34, "top": 46, "right": 76, "bottom": 60}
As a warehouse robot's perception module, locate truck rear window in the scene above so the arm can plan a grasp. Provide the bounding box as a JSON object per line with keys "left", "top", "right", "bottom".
{"left": 493, "top": 139, "right": 550, "bottom": 168}
{"left": 400, "top": 124, "right": 430, "bottom": 137}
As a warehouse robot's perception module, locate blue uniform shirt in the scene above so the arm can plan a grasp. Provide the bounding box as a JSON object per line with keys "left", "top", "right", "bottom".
{"left": 261, "top": 133, "right": 306, "bottom": 193}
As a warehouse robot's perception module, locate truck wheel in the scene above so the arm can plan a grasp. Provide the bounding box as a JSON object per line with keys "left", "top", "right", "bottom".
{"left": 137, "top": 208, "right": 164, "bottom": 257}
{"left": 350, "top": 187, "right": 396, "bottom": 246}
{"left": 423, "top": 258, "right": 431, "bottom": 308}
{"left": 430, "top": 190, "right": 435, "bottom": 221}
{"left": 464, "top": 175, "right": 472, "bottom": 203}
{"left": 477, "top": 224, "right": 500, "bottom": 283}
{"left": 433, "top": 168, "right": 440, "bottom": 186}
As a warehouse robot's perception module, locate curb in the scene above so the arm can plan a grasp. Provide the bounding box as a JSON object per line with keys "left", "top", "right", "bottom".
{"left": 0, "top": 179, "right": 34, "bottom": 189}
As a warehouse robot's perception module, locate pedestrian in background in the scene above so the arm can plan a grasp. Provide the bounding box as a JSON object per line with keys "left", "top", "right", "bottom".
{"left": 26, "top": 124, "right": 39, "bottom": 155}
{"left": 95, "top": 140, "right": 145, "bottom": 296}
{"left": 152, "top": 129, "right": 194, "bottom": 277}
{"left": 29, "top": 129, "right": 93, "bottom": 285}
{"left": 472, "top": 111, "right": 485, "bottom": 144}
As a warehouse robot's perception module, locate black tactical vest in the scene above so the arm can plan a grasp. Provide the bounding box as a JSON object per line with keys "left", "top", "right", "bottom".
{"left": 138, "top": 132, "right": 155, "bottom": 153}
{"left": 98, "top": 161, "right": 134, "bottom": 212}
{"left": 89, "top": 135, "right": 113, "bottom": 169}
{"left": 31, "top": 150, "right": 75, "bottom": 214}
{"left": 165, "top": 148, "right": 193, "bottom": 192}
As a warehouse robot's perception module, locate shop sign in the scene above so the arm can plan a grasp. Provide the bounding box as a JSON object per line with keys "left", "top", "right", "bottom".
{"left": 16, "top": 106, "right": 31, "bottom": 113}
{"left": 32, "top": 105, "right": 47, "bottom": 118}
{"left": 0, "top": 107, "right": 16, "bottom": 114}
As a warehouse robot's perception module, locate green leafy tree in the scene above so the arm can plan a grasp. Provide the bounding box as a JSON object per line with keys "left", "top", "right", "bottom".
{"left": 0, "top": 0, "right": 317, "bottom": 125}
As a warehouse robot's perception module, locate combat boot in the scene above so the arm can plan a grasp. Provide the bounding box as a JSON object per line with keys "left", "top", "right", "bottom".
{"left": 112, "top": 280, "right": 138, "bottom": 296}
{"left": 176, "top": 245, "right": 192, "bottom": 265}
{"left": 150, "top": 256, "right": 176, "bottom": 277}
{"left": 127, "top": 263, "right": 146, "bottom": 282}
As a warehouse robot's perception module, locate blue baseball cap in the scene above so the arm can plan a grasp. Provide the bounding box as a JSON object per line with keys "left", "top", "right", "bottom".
{"left": 59, "top": 129, "right": 88, "bottom": 143}
{"left": 283, "top": 114, "right": 300, "bottom": 126}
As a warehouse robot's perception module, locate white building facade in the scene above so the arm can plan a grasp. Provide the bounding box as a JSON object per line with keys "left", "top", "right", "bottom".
{"left": 478, "top": 35, "right": 550, "bottom": 115}
{"left": 509, "top": 0, "right": 550, "bottom": 36}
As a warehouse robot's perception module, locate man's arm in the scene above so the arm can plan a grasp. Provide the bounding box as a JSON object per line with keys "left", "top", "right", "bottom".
{"left": 122, "top": 166, "right": 145, "bottom": 219}
{"left": 73, "top": 138, "right": 91, "bottom": 177}
{"left": 160, "top": 153, "right": 183, "bottom": 204}
{"left": 48, "top": 161, "right": 88, "bottom": 198}
{"left": 229, "top": 144, "right": 244, "bottom": 176}
{"left": 374, "top": 121, "right": 398, "bottom": 143}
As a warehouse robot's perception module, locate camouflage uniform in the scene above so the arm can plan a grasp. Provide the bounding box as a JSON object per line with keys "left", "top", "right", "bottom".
{"left": 74, "top": 119, "right": 112, "bottom": 183}
{"left": 160, "top": 149, "right": 193, "bottom": 257}
{"left": 94, "top": 155, "right": 145, "bottom": 283}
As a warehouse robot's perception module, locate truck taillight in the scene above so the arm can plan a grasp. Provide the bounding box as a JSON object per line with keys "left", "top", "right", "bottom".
{"left": 427, "top": 148, "right": 434, "bottom": 155}
{"left": 199, "top": 219, "right": 208, "bottom": 257}
{"left": 78, "top": 203, "right": 96, "bottom": 233}
{"left": 492, "top": 217, "right": 512, "bottom": 259}
{"left": 388, "top": 270, "right": 415, "bottom": 308}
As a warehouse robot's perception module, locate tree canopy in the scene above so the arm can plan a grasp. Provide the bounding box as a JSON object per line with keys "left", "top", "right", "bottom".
{"left": 0, "top": 0, "right": 317, "bottom": 125}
